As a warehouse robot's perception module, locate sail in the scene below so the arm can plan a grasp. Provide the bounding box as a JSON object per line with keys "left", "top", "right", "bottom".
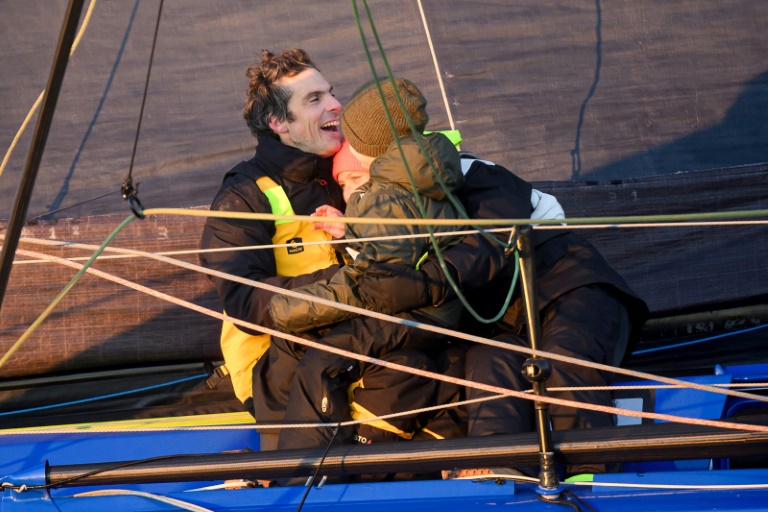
{"left": 3, "top": 1, "right": 768, "bottom": 212}
{"left": 3, "top": 6, "right": 768, "bottom": 506}
{"left": 1, "top": 0, "right": 768, "bottom": 381}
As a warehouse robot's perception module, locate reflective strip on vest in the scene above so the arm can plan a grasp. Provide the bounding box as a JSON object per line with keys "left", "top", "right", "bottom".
{"left": 424, "top": 129, "right": 462, "bottom": 147}
{"left": 220, "top": 176, "right": 338, "bottom": 404}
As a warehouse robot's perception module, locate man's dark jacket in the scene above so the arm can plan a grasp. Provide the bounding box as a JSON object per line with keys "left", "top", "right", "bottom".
{"left": 199, "top": 135, "right": 345, "bottom": 334}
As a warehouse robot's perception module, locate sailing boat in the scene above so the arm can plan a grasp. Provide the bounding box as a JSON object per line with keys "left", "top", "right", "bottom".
{"left": 2, "top": 0, "right": 768, "bottom": 510}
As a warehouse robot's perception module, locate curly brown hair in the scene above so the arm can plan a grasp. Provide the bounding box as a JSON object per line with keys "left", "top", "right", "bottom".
{"left": 242, "top": 49, "right": 318, "bottom": 138}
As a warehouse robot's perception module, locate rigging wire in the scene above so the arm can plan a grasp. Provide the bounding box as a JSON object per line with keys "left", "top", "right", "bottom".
{"left": 4, "top": 366, "right": 766, "bottom": 436}
{"left": 2, "top": 331, "right": 765, "bottom": 429}
{"left": 8, "top": 215, "right": 768, "bottom": 268}
{"left": 11, "top": 216, "right": 768, "bottom": 266}
{"left": 123, "top": 201, "right": 768, "bottom": 330}
{"left": 11, "top": 227, "right": 515, "bottom": 265}
{"left": 28, "top": 190, "right": 120, "bottom": 222}
{"left": 121, "top": 0, "right": 165, "bottom": 217}
{"left": 125, "top": 205, "right": 768, "bottom": 227}
{"left": 415, "top": 0, "right": 457, "bottom": 136}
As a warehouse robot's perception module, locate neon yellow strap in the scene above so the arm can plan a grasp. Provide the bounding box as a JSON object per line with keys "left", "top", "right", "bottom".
{"left": 565, "top": 474, "right": 595, "bottom": 483}
{"left": 424, "top": 129, "right": 462, "bottom": 147}
{"left": 255, "top": 176, "right": 294, "bottom": 226}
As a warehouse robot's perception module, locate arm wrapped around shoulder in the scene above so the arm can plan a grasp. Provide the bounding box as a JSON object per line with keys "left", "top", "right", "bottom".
{"left": 356, "top": 261, "right": 458, "bottom": 315}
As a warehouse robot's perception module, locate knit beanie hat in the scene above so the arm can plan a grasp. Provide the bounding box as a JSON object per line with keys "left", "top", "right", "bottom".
{"left": 341, "top": 78, "right": 429, "bottom": 158}
{"left": 332, "top": 139, "right": 366, "bottom": 181}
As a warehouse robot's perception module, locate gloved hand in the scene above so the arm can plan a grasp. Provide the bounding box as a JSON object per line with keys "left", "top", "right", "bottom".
{"left": 357, "top": 260, "right": 457, "bottom": 315}
{"left": 357, "top": 263, "right": 432, "bottom": 315}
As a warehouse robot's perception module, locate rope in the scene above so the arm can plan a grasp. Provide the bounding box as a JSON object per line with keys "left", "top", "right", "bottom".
{"left": 0, "top": 0, "right": 99, "bottom": 178}
{"left": 9, "top": 227, "right": 768, "bottom": 406}
{"left": 7, "top": 243, "right": 768, "bottom": 434}
{"left": 0, "top": 372, "right": 207, "bottom": 417}
{"left": 121, "top": 0, "right": 164, "bottom": 216}
{"left": 11, "top": 213, "right": 768, "bottom": 266}
{"left": 550, "top": 382, "right": 768, "bottom": 392}
{"left": 353, "top": 0, "right": 523, "bottom": 324}
{"left": 4, "top": 205, "right": 768, "bottom": 434}
{"left": 10, "top": 227, "right": 513, "bottom": 265}
{"left": 0, "top": 216, "right": 134, "bottom": 370}
{"left": 139, "top": 206, "right": 768, "bottom": 228}
{"left": 73, "top": 489, "right": 213, "bottom": 512}
{"left": 141, "top": 205, "right": 768, "bottom": 327}
{"left": 416, "top": 0, "right": 457, "bottom": 135}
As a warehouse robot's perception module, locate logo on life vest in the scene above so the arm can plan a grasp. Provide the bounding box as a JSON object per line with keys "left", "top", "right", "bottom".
{"left": 286, "top": 237, "right": 304, "bottom": 254}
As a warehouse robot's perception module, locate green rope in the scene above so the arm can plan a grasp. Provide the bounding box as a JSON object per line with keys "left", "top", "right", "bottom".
{"left": 0, "top": 215, "right": 136, "bottom": 370}
{"left": 352, "top": 0, "right": 516, "bottom": 323}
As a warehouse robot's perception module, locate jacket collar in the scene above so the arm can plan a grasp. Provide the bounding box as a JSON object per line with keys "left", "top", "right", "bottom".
{"left": 253, "top": 135, "right": 333, "bottom": 184}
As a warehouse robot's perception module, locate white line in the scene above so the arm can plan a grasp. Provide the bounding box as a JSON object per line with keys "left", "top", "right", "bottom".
{"left": 417, "top": 0, "right": 457, "bottom": 137}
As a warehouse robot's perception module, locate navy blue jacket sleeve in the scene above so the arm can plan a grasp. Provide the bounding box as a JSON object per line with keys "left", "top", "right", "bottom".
{"left": 423, "top": 160, "right": 533, "bottom": 304}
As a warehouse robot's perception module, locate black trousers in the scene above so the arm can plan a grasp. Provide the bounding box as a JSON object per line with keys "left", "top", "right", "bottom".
{"left": 278, "top": 348, "right": 440, "bottom": 450}
{"left": 464, "top": 285, "right": 630, "bottom": 437}
{"left": 264, "top": 306, "right": 465, "bottom": 451}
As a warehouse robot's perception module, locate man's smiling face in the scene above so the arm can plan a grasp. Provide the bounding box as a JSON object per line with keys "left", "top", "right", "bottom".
{"left": 270, "top": 68, "right": 342, "bottom": 158}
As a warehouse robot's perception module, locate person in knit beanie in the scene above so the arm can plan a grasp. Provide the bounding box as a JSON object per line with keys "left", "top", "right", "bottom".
{"left": 341, "top": 77, "right": 429, "bottom": 168}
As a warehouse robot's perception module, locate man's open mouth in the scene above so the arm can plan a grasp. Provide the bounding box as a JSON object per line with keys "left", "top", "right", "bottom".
{"left": 321, "top": 120, "right": 339, "bottom": 132}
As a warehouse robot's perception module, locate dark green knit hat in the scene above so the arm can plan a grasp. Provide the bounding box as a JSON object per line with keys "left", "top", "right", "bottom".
{"left": 341, "top": 78, "right": 429, "bottom": 158}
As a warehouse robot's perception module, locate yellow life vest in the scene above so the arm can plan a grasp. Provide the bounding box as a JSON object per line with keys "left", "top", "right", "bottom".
{"left": 220, "top": 176, "right": 338, "bottom": 403}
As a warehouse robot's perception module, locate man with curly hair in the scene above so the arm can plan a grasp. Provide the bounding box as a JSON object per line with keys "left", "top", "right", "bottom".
{"left": 200, "top": 50, "right": 440, "bottom": 454}
{"left": 200, "top": 49, "right": 345, "bottom": 442}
